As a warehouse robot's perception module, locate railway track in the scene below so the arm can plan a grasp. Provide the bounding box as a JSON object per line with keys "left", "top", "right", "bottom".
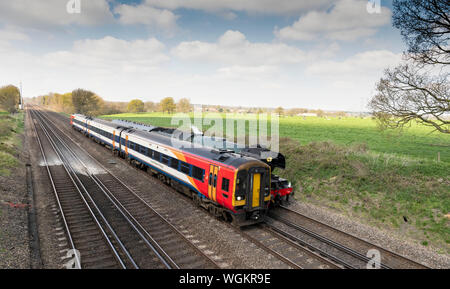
{"left": 269, "top": 205, "right": 430, "bottom": 269}
{"left": 33, "top": 106, "right": 431, "bottom": 270}
{"left": 30, "top": 110, "right": 124, "bottom": 269}
{"left": 237, "top": 224, "right": 342, "bottom": 269}
{"left": 31, "top": 108, "right": 220, "bottom": 269}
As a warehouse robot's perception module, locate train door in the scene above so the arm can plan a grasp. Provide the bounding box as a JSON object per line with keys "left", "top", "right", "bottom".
{"left": 208, "top": 164, "right": 219, "bottom": 202}
{"left": 248, "top": 167, "right": 270, "bottom": 209}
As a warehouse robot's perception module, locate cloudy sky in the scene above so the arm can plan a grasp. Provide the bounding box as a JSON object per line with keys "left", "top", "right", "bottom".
{"left": 0, "top": 0, "right": 406, "bottom": 111}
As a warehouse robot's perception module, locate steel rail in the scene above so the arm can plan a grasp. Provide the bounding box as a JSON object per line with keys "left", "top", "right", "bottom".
{"left": 276, "top": 205, "right": 430, "bottom": 269}
{"left": 33, "top": 110, "right": 136, "bottom": 268}
{"left": 263, "top": 223, "right": 354, "bottom": 269}
{"left": 268, "top": 213, "right": 391, "bottom": 269}
{"left": 35, "top": 109, "right": 177, "bottom": 269}
{"left": 36, "top": 106, "right": 222, "bottom": 269}
{"left": 261, "top": 225, "right": 344, "bottom": 269}
{"left": 29, "top": 109, "right": 126, "bottom": 269}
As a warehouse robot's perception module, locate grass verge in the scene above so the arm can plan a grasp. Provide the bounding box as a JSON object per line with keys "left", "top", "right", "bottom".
{"left": 0, "top": 112, "right": 24, "bottom": 176}
{"left": 276, "top": 138, "right": 450, "bottom": 252}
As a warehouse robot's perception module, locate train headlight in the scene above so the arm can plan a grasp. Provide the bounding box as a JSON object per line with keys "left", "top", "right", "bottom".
{"left": 288, "top": 182, "right": 292, "bottom": 188}
{"left": 237, "top": 196, "right": 242, "bottom": 201}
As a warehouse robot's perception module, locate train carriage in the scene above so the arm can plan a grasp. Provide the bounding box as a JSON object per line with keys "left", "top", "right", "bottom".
{"left": 71, "top": 114, "right": 273, "bottom": 225}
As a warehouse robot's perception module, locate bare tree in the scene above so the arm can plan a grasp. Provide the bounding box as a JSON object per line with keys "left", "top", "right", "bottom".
{"left": 369, "top": 64, "right": 449, "bottom": 133}
{"left": 177, "top": 98, "right": 192, "bottom": 113}
{"left": 370, "top": 0, "right": 450, "bottom": 134}
{"left": 393, "top": 0, "right": 450, "bottom": 66}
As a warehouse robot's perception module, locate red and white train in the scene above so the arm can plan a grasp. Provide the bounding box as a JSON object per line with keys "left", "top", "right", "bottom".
{"left": 71, "top": 114, "right": 293, "bottom": 226}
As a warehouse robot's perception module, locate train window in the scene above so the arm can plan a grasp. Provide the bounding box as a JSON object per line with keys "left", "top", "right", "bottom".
{"left": 139, "top": 145, "right": 147, "bottom": 155}
{"left": 153, "top": 151, "right": 160, "bottom": 161}
{"left": 208, "top": 173, "right": 212, "bottom": 185}
{"left": 170, "top": 158, "right": 179, "bottom": 170}
{"left": 136, "top": 144, "right": 141, "bottom": 152}
{"left": 192, "top": 166, "right": 204, "bottom": 182}
{"left": 236, "top": 171, "right": 247, "bottom": 199}
{"left": 147, "top": 149, "right": 153, "bottom": 158}
{"left": 161, "top": 154, "right": 170, "bottom": 165}
{"left": 221, "top": 178, "right": 230, "bottom": 192}
{"left": 180, "top": 162, "right": 190, "bottom": 175}
{"left": 214, "top": 175, "right": 217, "bottom": 188}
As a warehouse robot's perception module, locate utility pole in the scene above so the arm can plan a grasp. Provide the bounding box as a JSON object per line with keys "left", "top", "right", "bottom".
{"left": 19, "top": 81, "right": 23, "bottom": 110}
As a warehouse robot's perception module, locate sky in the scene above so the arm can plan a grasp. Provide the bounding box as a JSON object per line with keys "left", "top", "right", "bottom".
{"left": 0, "top": 0, "right": 407, "bottom": 111}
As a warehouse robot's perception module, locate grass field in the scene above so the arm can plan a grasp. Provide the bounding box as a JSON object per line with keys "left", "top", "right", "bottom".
{"left": 102, "top": 112, "right": 449, "bottom": 163}
{"left": 0, "top": 112, "right": 24, "bottom": 176}
{"left": 101, "top": 112, "right": 449, "bottom": 250}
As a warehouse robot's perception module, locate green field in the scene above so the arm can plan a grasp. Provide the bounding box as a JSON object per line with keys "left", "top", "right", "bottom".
{"left": 101, "top": 112, "right": 450, "bottom": 249}
{"left": 102, "top": 112, "right": 449, "bottom": 163}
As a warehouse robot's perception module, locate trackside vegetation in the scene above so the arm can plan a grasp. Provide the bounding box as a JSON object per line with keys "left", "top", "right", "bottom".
{"left": 0, "top": 111, "right": 24, "bottom": 176}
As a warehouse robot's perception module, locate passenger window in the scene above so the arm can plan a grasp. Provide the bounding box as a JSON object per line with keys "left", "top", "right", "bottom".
{"left": 170, "top": 158, "right": 179, "bottom": 170}
{"left": 192, "top": 166, "right": 204, "bottom": 182}
{"left": 180, "top": 162, "right": 190, "bottom": 174}
{"left": 221, "top": 178, "right": 230, "bottom": 192}
{"left": 161, "top": 154, "right": 170, "bottom": 165}
{"left": 154, "top": 151, "right": 160, "bottom": 161}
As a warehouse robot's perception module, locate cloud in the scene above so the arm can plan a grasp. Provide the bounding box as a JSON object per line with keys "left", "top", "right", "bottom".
{"left": 114, "top": 3, "right": 179, "bottom": 30}
{"left": 306, "top": 50, "right": 402, "bottom": 77}
{"left": 171, "top": 30, "right": 309, "bottom": 66}
{"left": 42, "top": 36, "right": 170, "bottom": 73}
{"left": 141, "top": 0, "right": 334, "bottom": 15}
{"left": 276, "top": 0, "right": 391, "bottom": 41}
{"left": 0, "top": 0, "right": 114, "bottom": 28}
{"left": 0, "top": 26, "right": 30, "bottom": 47}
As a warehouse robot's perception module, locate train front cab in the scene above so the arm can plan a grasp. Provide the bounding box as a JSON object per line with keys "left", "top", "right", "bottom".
{"left": 231, "top": 162, "right": 271, "bottom": 226}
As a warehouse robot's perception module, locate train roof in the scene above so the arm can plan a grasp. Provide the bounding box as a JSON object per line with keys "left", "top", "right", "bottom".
{"left": 128, "top": 128, "right": 259, "bottom": 168}
{"left": 74, "top": 114, "right": 275, "bottom": 169}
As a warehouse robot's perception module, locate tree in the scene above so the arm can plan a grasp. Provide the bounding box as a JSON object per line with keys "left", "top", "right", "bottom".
{"left": 127, "top": 99, "right": 145, "bottom": 113}
{"left": 369, "top": 0, "right": 450, "bottom": 134}
{"left": 144, "top": 101, "right": 156, "bottom": 112}
{"left": 393, "top": 0, "right": 450, "bottom": 65}
{"left": 0, "top": 85, "right": 20, "bottom": 113}
{"left": 160, "top": 97, "right": 176, "bottom": 114}
{"left": 369, "top": 64, "right": 449, "bottom": 133}
{"left": 71, "top": 88, "right": 102, "bottom": 116}
{"left": 275, "top": 106, "right": 284, "bottom": 116}
{"left": 177, "top": 98, "right": 192, "bottom": 113}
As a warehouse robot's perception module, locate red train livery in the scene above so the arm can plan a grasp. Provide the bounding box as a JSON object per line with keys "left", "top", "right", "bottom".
{"left": 71, "top": 114, "right": 292, "bottom": 226}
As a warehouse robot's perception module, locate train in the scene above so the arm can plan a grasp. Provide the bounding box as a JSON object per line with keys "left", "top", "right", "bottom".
{"left": 71, "top": 114, "right": 293, "bottom": 226}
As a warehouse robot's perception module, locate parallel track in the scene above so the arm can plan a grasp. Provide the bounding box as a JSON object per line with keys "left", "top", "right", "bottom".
{"left": 269, "top": 205, "right": 430, "bottom": 269}
{"left": 236, "top": 224, "right": 342, "bottom": 269}
{"left": 30, "top": 109, "right": 125, "bottom": 269}
{"left": 32, "top": 107, "right": 220, "bottom": 269}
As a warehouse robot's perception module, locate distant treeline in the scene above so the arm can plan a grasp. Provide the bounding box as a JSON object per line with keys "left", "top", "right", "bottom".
{"left": 28, "top": 88, "right": 350, "bottom": 118}
{"left": 29, "top": 89, "right": 192, "bottom": 116}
